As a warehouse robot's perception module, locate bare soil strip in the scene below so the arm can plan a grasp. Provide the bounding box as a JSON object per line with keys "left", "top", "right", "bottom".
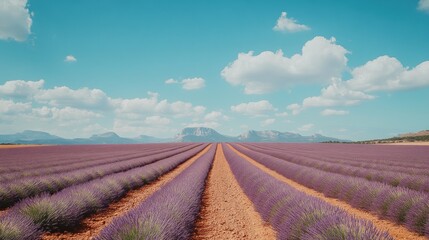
{"left": 228, "top": 144, "right": 426, "bottom": 240}
{"left": 192, "top": 144, "right": 276, "bottom": 240}
{"left": 0, "top": 144, "right": 46, "bottom": 148}
{"left": 379, "top": 142, "right": 429, "bottom": 146}
{"left": 42, "top": 144, "right": 212, "bottom": 240}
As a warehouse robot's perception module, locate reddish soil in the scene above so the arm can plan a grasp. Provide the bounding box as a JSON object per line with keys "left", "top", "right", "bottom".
{"left": 0, "top": 144, "right": 45, "bottom": 148}
{"left": 42, "top": 144, "right": 212, "bottom": 240}
{"left": 228, "top": 144, "right": 426, "bottom": 240}
{"left": 192, "top": 144, "right": 276, "bottom": 240}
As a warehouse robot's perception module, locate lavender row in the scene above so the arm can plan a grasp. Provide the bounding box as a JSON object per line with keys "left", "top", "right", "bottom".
{"left": 223, "top": 144, "right": 392, "bottom": 239}
{"left": 243, "top": 144, "right": 429, "bottom": 192}
{"left": 0, "top": 144, "right": 210, "bottom": 239}
{"left": 232, "top": 144, "right": 429, "bottom": 236}
{"left": 0, "top": 144, "right": 189, "bottom": 182}
{"left": 245, "top": 143, "right": 429, "bottom": 176}
{"left": 0, "top": 143, "right": 186, "bottom": 172}
{"left": 0, "top": 144, "right": 203, "bottom": 208}
{"left": 248, "top": 143, "right": 429, "bottom": 169}
{"left": 95, "top": 144, "right": 216, "bottom": 240}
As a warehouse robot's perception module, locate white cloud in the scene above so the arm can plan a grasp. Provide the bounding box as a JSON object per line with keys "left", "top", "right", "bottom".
{"left": 221, "top": 36, "right": 349, "bottom": 94}
{"left": 275, "top": 112, "right": 289, "bottom": 117}
{"left": 64, "top": 55, "right": 77, "bottom": 62}
{"left": 0, "top": 99, "right": 31, "bottom": 114}
{"left": 418, "top": 0, "right": 429, "bottom": 12}
{"left": 321, "top": 109, "right": 349, "bottom": 116}
{"left": 298, "top": 123, "right": 314, "bottom": 132}
{"left": 144, "top": 116, "right": 170, "bottom": 125}
{"left": 186, "top": 121, "right": 220, "bottom": 129}
{"left": 204, "top": 111, "right": 228, "bottom": 122}
{"left": 116, "top": 92, "right": 205, "bottom": 119}
{"left": 287, "top": 103, "right": 302, "bottom": 115}
{"left": 165, "top": 78, "right": 178, "bottom": 84}
{"left": 290, "top": 55, "right": 429, "bottom": 114}
{"left": 32, "top": 106, "right": 101, "bottom": 121}
{"left": 36, "top": 86, "right": 111, "bottom": 110}
{"left": 302, "top": 79, "right": 375, "bottom": 108}
{"left": 346, "top": 56, "right": 429, "bottom": 92}
{"left": 231, "top": 100, "right": 276, "bottom": 116}
{"left": 273, "top": 12, "right": 310, "bottom": 32}
{"left": 181, "top": 77, "right": 205, "bottom": 90}
{"left": 0, "top": 79, "right": 44, "bottom": 99}
{"left": 261, "top": 118, "right": 276, "bottom": 127}
{"left": 0, "top": 79, "right": 210, "bottom": 138}
{"left": 0, "top": 0, "right": 32, "bottom": 41}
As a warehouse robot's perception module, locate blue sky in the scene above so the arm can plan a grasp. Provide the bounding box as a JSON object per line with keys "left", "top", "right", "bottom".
{"left": 1, "top": 0, "right": 428, "bottom": 140}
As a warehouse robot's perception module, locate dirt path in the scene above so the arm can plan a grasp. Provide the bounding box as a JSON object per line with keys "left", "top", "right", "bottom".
{"left": 0, "top": 144, "right": 46, "bottom": 148}
{"left": 192, "top": 144, "right": 276, "bottom": 240}
{"left": 42, "top": 144, "right": 213, "bottom": 240}
{"left": 228, "top": 144, "right": 425, "bottom": 240}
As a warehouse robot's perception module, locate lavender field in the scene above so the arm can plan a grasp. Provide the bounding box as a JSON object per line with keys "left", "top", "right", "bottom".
{"left": 0, "top": 143, "right": 428, "bottom": 239}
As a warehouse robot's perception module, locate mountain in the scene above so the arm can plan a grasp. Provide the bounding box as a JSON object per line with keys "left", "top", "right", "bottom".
{"left": 87, "top": 132, "right": 137, "bottom": 144}
{"left": 238, "top": 130, "right": 348, "bottom": 143}
{"left": 0, "top": 128, "right": 349, "bottom": 144}
{"left": 175, "top": 127, "right": 235, "bottom": 142}
{"left": 0, "top": 130, "right": 66, "bottom": 144}
{"left": 398, "top": 130, "right": 429, "bottom": 138}
{"left": 358, "top": 130, "right": 429, "bottom": 144}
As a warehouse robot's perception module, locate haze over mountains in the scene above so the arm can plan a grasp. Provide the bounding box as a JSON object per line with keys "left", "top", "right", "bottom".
{"left": 0, "top": 127, "right": 349, "bottom": 144}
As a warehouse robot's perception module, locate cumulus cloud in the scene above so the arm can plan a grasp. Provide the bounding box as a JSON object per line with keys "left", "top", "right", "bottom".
{"left": 275, "top": 112, "right": 289, "bottom": 117}
{"left": 165, "top": 77, "right": 205, "bottom": 90}
{"left": 0, "top": 79, "right": 209, "bottom": 138}
{"left": 0, "top": 0, "right": 32, "bottom": 41}
{"left": 116, "top": 92, "right": 205, "bottom": 119}
{"left": 298, "top": 123, "right": 314, "bottom": 132}
{"left": 32, "top": 106, "right": 101, "bottom": 121}
{"left": 64, "top": 55, "right": 77, "bottom": 62}
{"left": 181, "top": 77, "right": 205, "bottom": 90}
{"left": 186, "top": 121, "right": 220, "bottom": 129}
{"left": 301, "top": 79, "right": 375, "bottom": 108}
{"left": 231, "top": 100, "right": 276, "bottom": 116}
{"left": 287, "top": 103, "right": 303, "bottom": 115}
{"left": 261, "top": 118, "right": 276, "bottom": 127}
{"left": 36, "top": 86, "right": 111, "bottom": 110}
{"left": 204, "top": 111, "right": 228, "bottom": 122}
{"left": 418, "top": 0, "right": 429, "bottom": 12}
{"left": 346, "top": 56, "right": 429, "bottom": 92}
{"left": 273, "top": 12, "right": 310, "bottom": 32}
{"left": 0, "top": 99, "right": 31, "bottom": 114}
{"left": 221, "top": 36, "right": 349, "bottom": 94}
{"left": 321, "top": 109, "right": 349, "bottom": 116}
{"left": 0, "top": 79, "right": 44, "bottom": 99}
{"left": 290, "top": 55, "right": 429, "bottom": 114}
{"left": 144, "top": 116, "right": 170, "bottom": 125}
{"left": 165, "top": 78, "right": 178, "bottom": 84}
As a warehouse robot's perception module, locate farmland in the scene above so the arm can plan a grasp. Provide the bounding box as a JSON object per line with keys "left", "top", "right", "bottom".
{"left": 0, "top": 143, "right": 428, "bottom": 239}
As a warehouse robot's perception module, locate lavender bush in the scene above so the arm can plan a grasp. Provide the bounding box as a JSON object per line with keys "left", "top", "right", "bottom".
{"left": 223, "top": 144, "right": 393, "bottom": 240}
{"left": 232, "top": 144, "right": 429, "bottom": 236}
{"left": 95, "top": 144, "right": 216, "bottom": 240}
{"left": 0, "top": 144, "right": 208, "bottom": 238}
{"left": 243, "top": 144, "right": 429, "bottom": 192}
{"left": 0, "top": 144, "right": 202, "bottom": 208}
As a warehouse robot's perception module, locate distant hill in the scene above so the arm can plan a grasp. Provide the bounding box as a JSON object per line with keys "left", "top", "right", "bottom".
{"left": 358, "top": 130, "right": 429, "bottom": 144}
{"left": 175, "top": 127, "right": 236, "bottom": 142}
{"left": 237, "top": 130, "right": 346, "bottom": 143}
{"left": 398, "top": 130, "right": 429, "bottom": 138}
{"left": 0, "top": 127, "right": 349, "bottom": 144}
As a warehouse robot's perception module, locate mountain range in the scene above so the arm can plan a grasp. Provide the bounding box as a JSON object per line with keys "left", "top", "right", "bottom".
{"left": 0, "top": 127, "right": 349, "bottom": 145}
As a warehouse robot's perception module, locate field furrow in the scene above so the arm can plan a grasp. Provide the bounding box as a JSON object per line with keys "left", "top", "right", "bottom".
{"left": 229, "top": 144, "right": 426, "bottom": 240}
{"left": 41, "top": 144, "right": 213, "bottom": 240}
{"left": 192, "top": 144, "right": 276, "bottom": 240}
